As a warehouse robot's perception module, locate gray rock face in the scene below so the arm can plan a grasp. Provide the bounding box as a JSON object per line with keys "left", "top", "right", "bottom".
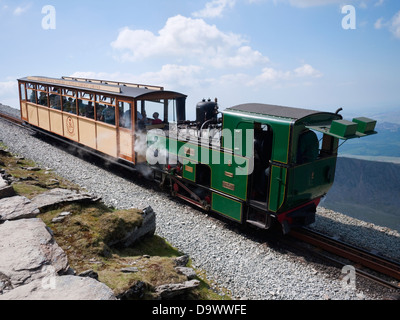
{"left": 0, "top": 218, "right": 69, "bottom": 289}
{"left": 0, "top": 276, "right": 117, "bottom": 300}
{"left": 0, "top": 175, "right": 15, "bottom": 199}
{"left": 119, "top": 206, "right": 156, "bottom": 247}
{"left": 30, "top": 188, "right": 101, "bottom": 210}
{"left": 175, "top": 267, "right": 197, "bottom": 280}
{"left": 155, "top": 280, "right": 200, "bottom": 300}
{"left": 0, "top": 189, "right": 100, "bottom": 222}
{"left": 0, "top": 196, "right": 39, "bottom": 222}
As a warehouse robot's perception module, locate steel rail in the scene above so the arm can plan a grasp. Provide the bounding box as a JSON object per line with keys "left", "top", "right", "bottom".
{"left": 0, "top": 112, "right": 23, "bottom": 125}
{"left": 289, "top": 227, "right": 400, "bottom": 288}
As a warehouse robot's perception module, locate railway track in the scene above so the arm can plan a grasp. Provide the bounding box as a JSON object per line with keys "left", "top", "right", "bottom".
{"left": 0, "top": 112, "right": 23, "bottom": 125}
{"left": 1, "top": 109, "right": 399, "bottom": 295}
{"left": 289, "top": 227, "right": 400, "bottom": 290}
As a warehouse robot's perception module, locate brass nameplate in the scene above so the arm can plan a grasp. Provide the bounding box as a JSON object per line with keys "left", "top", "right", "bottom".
{"left": 224, "top": 171, "right": 234, "bottom": 178}
{"left": 222, "top": 181, "right": 235, "bottom": 191}
{"left": 185, "top": 165, "right": 193, "bottom": 173}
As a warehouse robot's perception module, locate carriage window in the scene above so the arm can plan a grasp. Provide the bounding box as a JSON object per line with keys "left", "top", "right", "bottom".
{"left": 50, "top": 86, "right": 62, "bottom": 94}
{"left": 63, "top": 89, "right": 76, "bottom": 97}
{"left": 62, "top": 89, "right": 77, "bottom": 114}
{"left": 96, "top": 95, "right": 115, "bottom": 105}
{"left": 27, "top": 88, "right": 36, "bottom": 103}
{"left": 49, "top": 94, "right": 61, "bottom": 110}
{"left": 119, "top": 101, "right": 132, "bottom": 129}
{"left": 79, "top": 92, "right": 94, "bottom": 100}
{"left": 96, "top": 103, "right": 115, "bottom": 125}
{"left": 138, "top": 100, "right": 167, "bottom": 127}
{"left": 49, "top": 87, "right": 61, "bottom": 109}
{"left": 20, "top": 84, "right": 26, "bottom": 101}
{"left": 79, "top": 99, "right": 95, "bottom": 119}
{"left": 62, "top": 96, "right": 77, "bottom": 114}
{"left": 37, "top": 91, "right": 48, "bottom": 107}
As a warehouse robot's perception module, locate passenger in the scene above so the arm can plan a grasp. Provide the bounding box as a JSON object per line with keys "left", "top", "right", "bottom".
{"left": 137, "top": 111, "right": 150, "bottom": 130}
{"left": 85, "top": 101, "right": 94, "bottom": 119}
{"left": 39, "top": 92, "right": 47, "bottom": 106}
{"left": 101, "top": 105, "right": 115, "bottom": 125}
{"left": 141, "top": 111, "right": 151, "bottom": 125}
{"left": 65, "top": 97, "right": 75, "bottom": 114}
{"left": 152, "top": 112, "right": 163, "bottom": 125}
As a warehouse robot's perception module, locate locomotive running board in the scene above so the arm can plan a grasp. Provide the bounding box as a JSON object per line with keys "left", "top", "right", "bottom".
{"left": 247, "top": 200, "right": 272, "bottom": 230}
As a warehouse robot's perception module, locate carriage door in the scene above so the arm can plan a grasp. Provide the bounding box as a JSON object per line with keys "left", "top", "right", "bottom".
{"left": 118, "top": 100, "right": 135, "bottom": 163}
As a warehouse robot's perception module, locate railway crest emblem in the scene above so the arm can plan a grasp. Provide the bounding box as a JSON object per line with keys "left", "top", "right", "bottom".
{"left": 66, "top": 116, "right": 75, "bottom": 135}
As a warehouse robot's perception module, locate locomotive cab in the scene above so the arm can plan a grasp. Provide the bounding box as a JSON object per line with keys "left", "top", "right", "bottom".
{"left": 223, "top": 104, "right": 377, "bottom": 234}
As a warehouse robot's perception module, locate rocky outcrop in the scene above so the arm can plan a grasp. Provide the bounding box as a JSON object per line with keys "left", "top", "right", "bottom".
{"left": 0, "top": 196, "right": 39, "bottom": 222}
{"left": 155, "top": 280, "right": 200, "bottom": 300}
{"left": 109, "top": 206, "right": 156, "bottom": 248}
{"left": 0, "top": 218, "right": 69, "bottom": 290}
{"left": 0, "top": 189, "right": 100, "bottom": 223}
{"left": 0, "top": 276, "right": 116, "bottom": 300}
{"left": 0, "top": 150, "right": 196, "bottom": 300}
{"left": 0, "top": 186, "right": 117, "bottom": 300}
{"left": 30, "top": 188, "right": 101, "bottom": 211}
{"left": 0, "top": 173, "right": 15, "bottom": 199}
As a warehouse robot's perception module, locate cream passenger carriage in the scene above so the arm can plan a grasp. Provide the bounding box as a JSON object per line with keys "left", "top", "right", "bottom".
{"left": 18, "top": 76, "right": 187, "bottom": 163}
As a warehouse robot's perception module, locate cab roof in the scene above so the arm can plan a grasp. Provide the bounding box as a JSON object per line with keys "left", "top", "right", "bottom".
{"left": 225, "top": 103, "right": 342, "bottom": 124}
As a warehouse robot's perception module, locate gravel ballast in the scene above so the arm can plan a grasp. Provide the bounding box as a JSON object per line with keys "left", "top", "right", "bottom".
{"left": 0, "top": 104, "right": 399, "bottom": 300}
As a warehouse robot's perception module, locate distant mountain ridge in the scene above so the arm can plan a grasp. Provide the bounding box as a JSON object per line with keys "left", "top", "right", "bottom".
{"left": 339, "top": 122, "right": 400, "bottom": 159}
{"left": 323, "top": 157, "right": 400, "bottom": 231}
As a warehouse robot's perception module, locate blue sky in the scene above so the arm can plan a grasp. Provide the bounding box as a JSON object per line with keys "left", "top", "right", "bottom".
{"left": 0, "top": 0, "right": 399, "bottom": 120}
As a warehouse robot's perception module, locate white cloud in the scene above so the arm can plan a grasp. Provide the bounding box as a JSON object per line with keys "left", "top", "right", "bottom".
{"left": 13, "top": 4, "right": 31, "bottom": 16}
{"left": 390, "top": 11, "right": 400, "bottom": 39}
{"left": 251, "top": 0, "right": 370, "bottom": 8}
{"left": 71, "top": 65, "right": 206, "bottom": 91}
{"left": 192, "top": 0, "right": 236, "bottom": 18}
{"left": 374, "top": 18, "right": 384, "bottom": 29}
{"left": 281, "top": 0, "right": 352, "bottom": 7}
{"left": 111, "top": 15, "right": 269, "bottom": 69}
{"left": 294, "top": 64, "right": 322, "bottom": 78}
{"left": 374, "top": 0, "right": 384, "bottom": 6}
{"left": 248, "top": 63, "right": 322, "bottom": 86}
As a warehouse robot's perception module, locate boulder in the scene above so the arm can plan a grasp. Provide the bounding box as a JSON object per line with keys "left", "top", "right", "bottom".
{"left": 30, "top": 188, "right": 101, "bottom": 211}
{"left": 174, "top": 255, "right": 189, "bottom": 267}
{"left": 0, "top": 218, "right": 69, "bottom": 289}
{"left": 117, "top": 280, "right": 148, "bottom": 300}
{"left": 105, "top": 206, "right": 156, "bottom": 248}
{"left": 175, "top": 267, "right": 197, "bottom": 280}
{"left": 0, "top": 196, "right": 39, "bottom": 222}
{"left": 155, "top": 280, "right": 200, "bottom": 300}
{"left": 120, "top": 206, "right": 156, "bottom": 247}
{"left": 0, "top": 276, "right": 117, "bottom": 300}
{"left": 0, "top": 175, "right": 15, "bottom": 200}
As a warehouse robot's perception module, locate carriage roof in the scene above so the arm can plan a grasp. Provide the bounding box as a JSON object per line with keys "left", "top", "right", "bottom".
{"left": 18, "top": 76, "right": 187, "bottom": 100}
